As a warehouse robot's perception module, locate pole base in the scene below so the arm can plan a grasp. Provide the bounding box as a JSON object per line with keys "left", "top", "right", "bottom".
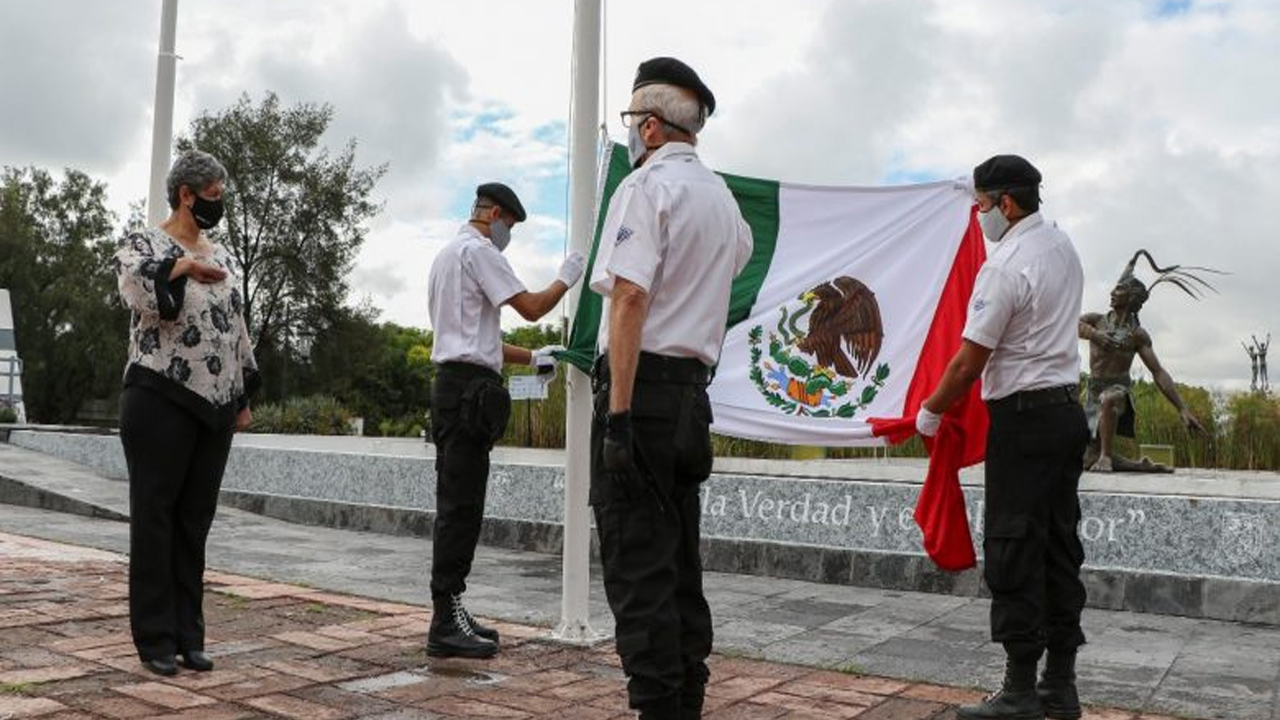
{"left": 548, "top": 619, "right": 607, "bottom": 646}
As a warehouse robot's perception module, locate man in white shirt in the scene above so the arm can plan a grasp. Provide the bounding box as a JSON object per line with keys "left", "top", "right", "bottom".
{"left": 426, "top": 182, "right": 584, "bottom": 659}
{"left": 915, "top": 156, "right": 1088, "bottom": 720}
{"left": 589, "top": 57, "right": 754, "bottom": 720}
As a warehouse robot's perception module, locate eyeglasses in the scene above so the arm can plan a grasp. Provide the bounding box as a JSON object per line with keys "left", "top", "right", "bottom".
{"left": 619, "top": 110, "right": 695, "bottom": 136}
{"left": 619, "top": 110, "right": 655, "bottom": 129}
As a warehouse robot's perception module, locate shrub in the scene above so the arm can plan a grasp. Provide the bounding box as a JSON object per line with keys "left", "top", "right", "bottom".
{"left": 248, "top": 395, "right": 353, "bottom": 436}
{"left": 0, "top": 406, "right": 17, "bottom": 424}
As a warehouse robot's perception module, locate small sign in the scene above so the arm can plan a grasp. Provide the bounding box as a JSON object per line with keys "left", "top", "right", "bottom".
{"left": 509, "top": 374, "right": 549, "bottom": 400}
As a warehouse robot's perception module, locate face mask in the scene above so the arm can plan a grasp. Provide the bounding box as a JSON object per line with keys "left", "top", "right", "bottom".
{"left": 627, "top": 122, "right": 651, "bottom": 168}
{"left": 978, "top": 203, "right": 1010, "bottom": 242}
{"left": 488, "top": 218, "right": 511, "bottom": 252}
{"left": 190, "top": 193, "right": 225, "bottom": 230}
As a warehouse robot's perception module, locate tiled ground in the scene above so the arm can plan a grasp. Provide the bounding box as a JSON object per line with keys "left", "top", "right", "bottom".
{"left": 0, "top": 532, "right": 1192, "bottom": 719}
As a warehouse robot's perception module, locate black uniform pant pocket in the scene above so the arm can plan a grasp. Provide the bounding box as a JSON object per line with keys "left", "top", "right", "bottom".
{"left": 460, "top": 377, "right": 510, "bottom": 447}
{"left": 120, "top": 386, "right": 233, "bottom": 660}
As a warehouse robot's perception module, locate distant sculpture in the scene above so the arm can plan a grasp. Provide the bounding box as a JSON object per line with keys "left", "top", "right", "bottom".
{"left": 1079, "top": 250, "right": 1221, "bottom": 473}
{"left": 1255, "top": 333, "right": 1270, "bottom": 392}
{"left": 1244, "top": 339, "right": 1261, "bottom": 392}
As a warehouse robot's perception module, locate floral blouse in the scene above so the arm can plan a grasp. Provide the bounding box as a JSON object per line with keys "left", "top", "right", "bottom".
{"left": 112, "top": 228, "right": 259, "bottom": 429}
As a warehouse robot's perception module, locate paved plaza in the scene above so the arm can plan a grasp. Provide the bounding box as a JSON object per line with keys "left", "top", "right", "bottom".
{"left": 2, "top": 442, "right": 1279, "bottom": 718}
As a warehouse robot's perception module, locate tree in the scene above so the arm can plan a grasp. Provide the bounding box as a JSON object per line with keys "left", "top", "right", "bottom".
{"left": 0, "top": 167, "right": 127, "bottom": 423}
{"left": 177, "top": 92, "right": 386, "bottom": 399}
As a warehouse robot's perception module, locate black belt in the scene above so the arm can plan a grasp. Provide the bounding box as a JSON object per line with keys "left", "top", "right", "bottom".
{"left": 987, "top": 384, "right": 1079, "bottom": 413}
{"left": 592, "top": 352, "right": 711, "bottom": 390}
{"left": 434, "top": 361, "right": 501, "bottom": 384}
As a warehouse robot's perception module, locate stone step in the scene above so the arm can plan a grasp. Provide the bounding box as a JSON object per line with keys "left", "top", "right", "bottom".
{"left": 0, "top": 443, "right": 128, "bottom": 521}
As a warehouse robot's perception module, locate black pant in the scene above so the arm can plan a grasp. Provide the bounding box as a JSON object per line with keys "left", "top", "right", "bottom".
{"left": 119, "top": 385, "right": 233, "bottom": 661}
{"left": 430, "top": 362, "right": 510, "bottom": 601}
{"left": 983, "top": 396, "right": 1090, "bottom": 656}
{"left": 591, "top": 355, "right": 715, "bottom": 714}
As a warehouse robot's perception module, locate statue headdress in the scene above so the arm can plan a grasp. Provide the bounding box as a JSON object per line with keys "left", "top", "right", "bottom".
{"left": 1116, "top": 249, "right": 1224, "bottom": 309}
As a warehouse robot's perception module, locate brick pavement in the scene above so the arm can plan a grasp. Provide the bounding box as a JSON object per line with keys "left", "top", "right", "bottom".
{"left": 0, "top": 532, "right": 1190, "bottom": 719}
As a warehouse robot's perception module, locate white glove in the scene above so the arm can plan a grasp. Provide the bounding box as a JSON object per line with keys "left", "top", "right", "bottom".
{"left": 557, "top": 251, "right": 586, "bottom": 288}
{"left": 915, "top": 406, "right": 942, "bottom": 438}
{"left": 530, "top": 344, "right": 565, "bottom": 369}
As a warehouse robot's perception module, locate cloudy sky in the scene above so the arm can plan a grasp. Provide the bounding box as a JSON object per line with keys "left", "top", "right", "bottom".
{"left": 2, "top": 0, "right": 1276, "bottom": 390}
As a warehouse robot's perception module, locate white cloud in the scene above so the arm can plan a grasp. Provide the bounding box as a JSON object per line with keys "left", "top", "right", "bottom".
{"left": 2, "top": 0, "right": 1276, "bottom": 389}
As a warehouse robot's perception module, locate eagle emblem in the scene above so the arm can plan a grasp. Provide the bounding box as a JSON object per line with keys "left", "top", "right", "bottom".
{"left": 748, "top": 276, "right": 890, "bottom": 418}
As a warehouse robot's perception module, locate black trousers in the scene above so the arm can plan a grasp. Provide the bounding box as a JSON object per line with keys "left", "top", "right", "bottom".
{"left": 119, "top": 385, "right": 233, "bottom": 661}
{"left": 591, "top": 355, "right": 715, "bottom": 714}
{"left": 430, "top": 362, "right": 510, "bottom": 601}
{"left": 983, "top": 395, "right": 1090, "bottom": 656}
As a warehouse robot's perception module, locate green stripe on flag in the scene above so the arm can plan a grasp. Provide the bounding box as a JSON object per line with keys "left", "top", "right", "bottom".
{"left": 562, "top": 143, "right": 780, "bottom": 372}
{"left": 562, "top": 144, "right": 634, "bottom": 371}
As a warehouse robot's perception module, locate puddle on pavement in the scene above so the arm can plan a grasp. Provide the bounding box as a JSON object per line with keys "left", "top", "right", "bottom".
{"left": 418, "top": 663, "right": 507, "bottom": 685}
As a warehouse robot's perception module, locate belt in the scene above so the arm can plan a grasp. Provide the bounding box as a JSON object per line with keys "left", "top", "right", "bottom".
{"left": 434, "top": 361, "right": 501, "bottom": 384}
{"left": 987, "top": 384, "right": 1079, "bottom": 413}
{"left": 592, "top": 352, "right": 711, "bottom": 390}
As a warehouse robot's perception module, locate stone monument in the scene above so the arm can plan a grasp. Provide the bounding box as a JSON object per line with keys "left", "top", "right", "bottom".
{"left": 1079, "top": 251, "right": 1220, "bottom": 472}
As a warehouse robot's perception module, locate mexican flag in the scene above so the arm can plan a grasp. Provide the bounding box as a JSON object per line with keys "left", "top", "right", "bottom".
{"left": 564, "top": 143, "right": 988, "bottom": 449}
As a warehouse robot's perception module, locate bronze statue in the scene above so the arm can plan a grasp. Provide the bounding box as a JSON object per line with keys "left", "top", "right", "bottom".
{"left": 1079, "top": 250, "right": 1220, "bottom": 472}
{"left": 1255, "top": 333, "right": 1270, "bottom": 392}
{"left": 1244, "top": 339, "right": 1261, "bottom": 392}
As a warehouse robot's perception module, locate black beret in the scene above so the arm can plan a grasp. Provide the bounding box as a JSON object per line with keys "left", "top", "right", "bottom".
{"left": 633, "top": 56, "right": 716, "bottom": 117}
{"left": 475, "top": 182, "right": 526, "bottom": 223}
{"left": 973, "top": 155, "right": 1042, "bottom": 192}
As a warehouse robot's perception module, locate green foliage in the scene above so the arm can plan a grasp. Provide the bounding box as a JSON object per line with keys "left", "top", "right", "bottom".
{"left": 0, "top": 167, "right": 128, "bottom": 423}
{"left": 0, "top": 407, "right": 16, "bottom": 423}
{"left": 178, "top": 92, "right": 386, "bottom": 400}
{"left": 1217, "top": 391, "right": 1280, "bottom": 470}
{"left": 299, "top": 307, "right": 433, "bottom": 435}
{"left": 503, "top": 322, "right": 565, "bottom": 350}
{"left": 248, "top": 395, "right": 353, "bottom": 435}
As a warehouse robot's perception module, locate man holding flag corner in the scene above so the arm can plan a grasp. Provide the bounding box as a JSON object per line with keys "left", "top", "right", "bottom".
{"left": 916, "top": 155, "right": 1089, "bottom": 720}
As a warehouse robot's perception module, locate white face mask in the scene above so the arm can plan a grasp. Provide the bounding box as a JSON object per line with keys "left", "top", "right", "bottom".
{"left": 978, "top": 203, "right": 1011, "bottom": 242}
{"left": 488, "top": 218, "right": 511, "bottom": 252}
{"left": 627, "top": 122, "right": 651, "bottom": 168}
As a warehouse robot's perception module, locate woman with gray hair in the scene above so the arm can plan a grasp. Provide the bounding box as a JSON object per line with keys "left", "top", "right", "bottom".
{"left": 111, "top": 149, "right": 259, "bottom": 676}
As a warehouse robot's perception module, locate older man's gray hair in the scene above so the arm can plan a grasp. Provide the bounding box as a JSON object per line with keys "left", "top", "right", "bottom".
{"left": 631, "top": 84, "right": 705, "bottom": 138}
{"left": 166, "top": 150, "right": 227, "bottom": 209}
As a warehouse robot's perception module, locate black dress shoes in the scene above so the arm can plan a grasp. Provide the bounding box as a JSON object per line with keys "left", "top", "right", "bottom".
{"left": 179, "top": 650, "right": 214, "bottom": 672}
{"left": 141, "top": 655, "right": 178, "bottom": 676}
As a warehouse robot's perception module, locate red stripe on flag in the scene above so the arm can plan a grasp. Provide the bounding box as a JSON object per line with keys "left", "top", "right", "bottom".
{"left": 904, "top": 205, "right": 988, "bottom": 466}
{"left": 867, "top": 207, "right": 988, "bottom": 572}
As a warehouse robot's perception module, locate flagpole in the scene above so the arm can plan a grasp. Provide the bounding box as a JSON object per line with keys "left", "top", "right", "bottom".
{"left": 147, "top": 0, "right": 179, "bottom": 226}
{"left": 553, "top": 0, "right": 602, "bottom": 643}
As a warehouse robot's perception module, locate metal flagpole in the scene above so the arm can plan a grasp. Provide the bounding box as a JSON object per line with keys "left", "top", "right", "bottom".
{"left": 147, "top": 0, "right": 179, "bottom": 226}
{"left": 552, "top": 0, "right": 602, "bottom": 643}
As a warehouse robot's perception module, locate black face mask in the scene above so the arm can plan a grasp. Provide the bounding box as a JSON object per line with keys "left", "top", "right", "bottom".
{"left": 190, "top": 193, "right": 224, "bottom": 230}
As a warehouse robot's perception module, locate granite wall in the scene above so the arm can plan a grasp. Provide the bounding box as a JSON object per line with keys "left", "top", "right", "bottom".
{"left": 10, "top": 430, "right": 1280, "bottom": 623}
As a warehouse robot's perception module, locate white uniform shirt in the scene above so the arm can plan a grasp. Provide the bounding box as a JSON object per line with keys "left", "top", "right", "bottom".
{"left": 961, "top": 212, "right": 1083, "bottom": 401}
{"left": 589, "top": 142, "right": 754, "bottom": 366}
{"left": 428, "top": 223, "right": 526, "bottom": 374}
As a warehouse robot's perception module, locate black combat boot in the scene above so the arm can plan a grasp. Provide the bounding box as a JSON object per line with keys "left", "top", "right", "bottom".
{"left": 956, "top": 653, "right": 1044, "bottom": 720}
{"left": 451, "top": 592, "right": 499, "bottom": 643}
{"left": 1037, "top": 650, "right": 1081, "bottom": 720}
{"left": 427, "top": 595, "right": 498, "bottom": 659}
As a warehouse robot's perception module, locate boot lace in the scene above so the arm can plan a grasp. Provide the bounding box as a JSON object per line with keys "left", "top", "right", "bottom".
{"left": 451, "top": 594, "right": 476, "bottom": 637}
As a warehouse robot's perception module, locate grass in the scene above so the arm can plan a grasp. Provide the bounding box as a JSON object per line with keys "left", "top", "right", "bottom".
{"left": 0, "top": 681, "right": 35, "bottom": 695}
{"left": 833, "top": 660, "right": 865, "bottom": 675}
